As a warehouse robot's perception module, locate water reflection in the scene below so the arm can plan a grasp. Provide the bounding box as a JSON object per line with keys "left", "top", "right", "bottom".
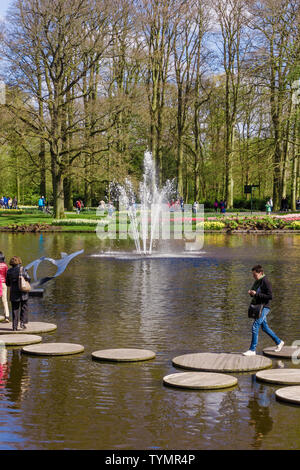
{"left": 5, "top": 350, "right": 29, "bottom": 406}
{"left": 248, "top": 375, "right": 273, "bottom": 449}
{"left": 0, "top": 232, "right": 299, "bottom": 449}
{"left": 0, "top": 348, "right": 9, "bottom": 395}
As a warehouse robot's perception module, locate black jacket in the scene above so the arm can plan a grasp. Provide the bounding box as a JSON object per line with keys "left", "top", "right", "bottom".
{"left": 6, "top": 265, "right": 31, "bottom": 302}
{"left": 252, "top": 276, "right": 272, "bottom": 308}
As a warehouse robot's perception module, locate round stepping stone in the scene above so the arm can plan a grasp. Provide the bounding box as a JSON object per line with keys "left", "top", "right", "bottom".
{"left": 275, "top": 386, "right": 300, "bottom": 405}
{"left": 92, "top": 348, "right": 156, "bottom": 362}
{"left": 0, "top": 334, "right": 42, "bottom": 346}
{"left": 172, "top": 352, "right": 272, "bottom": 372}
{"left": 0, "top": 316, "right": 4, "bottom": 322}
{"left": 263, "top": 345, "right": 300, "bottom": 359}
{"left": 163, "top": 372, "right": 238, "bottom": 390}
{"left": 0, "top": 322, "right": 57, "bottom": 335}
{"left": 22, "top": 343, "right": 84, "bottom": 356}
{"left": 256, "top": 369, "right": 300, "bottom": 385}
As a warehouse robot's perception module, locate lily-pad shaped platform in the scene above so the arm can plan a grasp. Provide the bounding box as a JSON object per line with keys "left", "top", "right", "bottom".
{"left": 256, "top": 369, "right": 300, "bottom": 385}
{"left": 22, "top": 343, "right": 84, "bottom": 356}
{"left": 163, "top": 372, "right": 238, "bottom": 390}
{"left": 92, "top": 348, "right": 156, "bottom": 362}
{"left": 0, "top": 322, "right": 57, "bottom": 335}
{"left": 172, "top": 352, "right": 272, "bottom": 372}
{"left": 275, "top": 386, "right": 300, "bottom": 405}
{"left": 263, "top": 345, "right": 300, "bottom": 359}
{"left": 0, "top": 334, "right": 42, "bottom": 346}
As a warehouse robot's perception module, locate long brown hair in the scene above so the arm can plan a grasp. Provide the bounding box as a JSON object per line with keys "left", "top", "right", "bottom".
{"left": 9, "top": 256, "right": 22, "bottom": 266}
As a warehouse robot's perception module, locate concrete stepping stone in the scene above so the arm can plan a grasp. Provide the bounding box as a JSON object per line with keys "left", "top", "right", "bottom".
{"left": 0, "top": 334, "right": 42, "bottom": 346}
{"left": 256, "top": 369, "right": 300, "bottom": 385}
{"left": 163, "top": 372, "right": 238, "bottom": 390}
{"left": 172, "top": 352, "right": 272, "bottom": 372}
{"left": 0, "top": 322, "right": 57, "bottom": 335}
{"left": 92, "top": 348, "right": 156, "bottom": 362}
{"left": 29, "top": 289, "right": 44, "bottom": 297}
{"left": 275, "top": 386, "right": 300, "bottom": 405}
{"left": 0, "top": 316, "right": 4, "bottom": 322}
{"left": 263, "top": 345, "right": 300, "bottom": 359}
{"left": 22, "top": 343, "right": 84, "bottom": 356}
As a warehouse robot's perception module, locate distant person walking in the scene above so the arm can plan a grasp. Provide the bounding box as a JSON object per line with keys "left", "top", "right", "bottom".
{"left": 213, "top": 199, "right": 219, "bottom": 212}
{"left": 38, "top": 196, "right": 45, "bottom": 211}
{"left": 268, "top": 198, "right": 273, "bottom": 212}
{"left": 107, "top": 201, "right": 115, "bottom": 217}
{"left": 0, "top": 252, "right": 10, "bottom": 322}
{"left": 192, "top": 201, "right": 198, "bottom": 214}
{"left": 75, "top": 199, "right": 81, "bottom": 214}
{"left": 281, "top": 197, "right": 288, "bottom": 212}
{"left": 98, "top": 200, "right": 106, "bottom": 213}
{"left": 243, "top": 265, "right": 284, "bottom": 356}
{"left": 265, "top": 200, "right": 271, "bottom": 215}
{"left": 6, "top": 256, "right": 31, "bottom": 331}
{"left": 180, "top": 196, "right": 184, "bottom": 212}
{"left": 220, "top": 200, "right": 226, "bottom": 214}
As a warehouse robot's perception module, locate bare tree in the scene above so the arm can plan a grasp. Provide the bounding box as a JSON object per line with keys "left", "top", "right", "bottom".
{"left": 213, "top": 0, "right": 248, "bottom": 208}
{"left": 248, "top": 0, "right": 300, "bottom": 210}
{"left": 2, "top": 0, "right": 117, "bottom": 218}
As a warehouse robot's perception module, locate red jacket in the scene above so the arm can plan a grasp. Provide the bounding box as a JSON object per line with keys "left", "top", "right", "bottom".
{"left": 0, "top": 263, "right": 8, "bottom": 284}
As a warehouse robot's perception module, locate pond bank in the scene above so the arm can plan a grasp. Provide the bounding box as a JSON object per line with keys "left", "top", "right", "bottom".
{"left": 0, "top": 224, "right": 300, "bottom": 234}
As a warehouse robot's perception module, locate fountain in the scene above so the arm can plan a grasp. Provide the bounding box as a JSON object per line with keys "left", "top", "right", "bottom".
{"left": 95, "top": 151, "right": 204, "bottom": 258}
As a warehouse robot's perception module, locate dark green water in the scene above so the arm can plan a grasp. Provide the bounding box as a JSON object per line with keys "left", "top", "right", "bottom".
{"left": 0, "top": 232, "right": 300, "bottom": 450}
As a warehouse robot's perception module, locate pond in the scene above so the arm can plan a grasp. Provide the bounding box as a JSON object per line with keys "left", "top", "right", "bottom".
{"left": 0, "top": 232, "right": 300, "bottom": 450}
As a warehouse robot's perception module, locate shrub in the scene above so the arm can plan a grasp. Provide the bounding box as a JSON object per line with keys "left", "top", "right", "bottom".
{"left": 288, "top": 221, "right": 300, "bottom": 230}
{"left": 52, "top": 218, "right": 106, "bottom": 226}
{"left": 0, "top": 209, "right": 24, "bottom": 215}
{"left": 198, "top": 221, "right": 226, "bottom": 230}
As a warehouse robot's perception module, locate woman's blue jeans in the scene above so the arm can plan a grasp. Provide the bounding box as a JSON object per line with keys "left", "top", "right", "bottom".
{"left": 250, "top": 307, "right": 281, "bottom": 351}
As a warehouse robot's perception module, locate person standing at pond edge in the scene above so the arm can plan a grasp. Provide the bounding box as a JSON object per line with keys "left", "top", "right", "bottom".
{"left": 243, "top": 265, "right": 284, "bottom": 356}
{"left": 6, "top": 257, "right": 31, "bottom": 331}
{"left": 0, "top": 251, "right": 10, "bottom": 322}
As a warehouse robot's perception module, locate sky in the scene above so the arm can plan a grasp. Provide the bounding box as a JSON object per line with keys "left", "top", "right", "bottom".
{"left": 0, "top": 0, "right": 12, "bottom": 19}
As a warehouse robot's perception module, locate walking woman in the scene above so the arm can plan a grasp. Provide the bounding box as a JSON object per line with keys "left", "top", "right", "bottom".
{"left": 243, "top": 264, "right": 284, "bottom": 356}
{"left": 0, "top": 251, "right": 10, "bottom": 322}
{"left": 6, "top": 256, "right": 31, "bottom": 331}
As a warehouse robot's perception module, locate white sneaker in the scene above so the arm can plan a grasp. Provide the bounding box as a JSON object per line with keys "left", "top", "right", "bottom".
{"left": 274, "top": 341, "right": 284, "bottom": 352}
{"left": 243, "top": 350, "right": 256, "bottom": 356}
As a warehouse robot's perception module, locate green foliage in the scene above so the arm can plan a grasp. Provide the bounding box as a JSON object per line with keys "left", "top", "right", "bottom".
{"left": 232, "top": 198, "right": 267, "bottom": 211}
{"left": 222, "top": 216, "right": 289, "bottom": 231}
{"left": 288, "top": 221, "right": 300, "bottom": 230}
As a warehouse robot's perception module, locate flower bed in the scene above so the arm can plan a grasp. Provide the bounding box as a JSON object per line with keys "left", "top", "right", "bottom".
{"left": 274, "top": 214, "right": 300, "bottom": 221}
{"left": 197, "top": 216, "right": 300, "bottom": 231}
{"left": 52, "top": 218, "right": 106, "bottom": 226}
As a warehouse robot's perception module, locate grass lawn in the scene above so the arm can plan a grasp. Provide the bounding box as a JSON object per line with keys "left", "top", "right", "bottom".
{"left": 0, "top": 209, "right": 106, "bottom": 231}
{"left": 0, "top": 213, "right": 53, "bottom": 227}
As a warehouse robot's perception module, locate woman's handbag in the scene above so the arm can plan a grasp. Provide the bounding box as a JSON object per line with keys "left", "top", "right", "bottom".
{"left": 248, "top": 303, "right": 264, "bottom": 319}
{"left": 18, "top": 267, "right": 31, "bottom": 293}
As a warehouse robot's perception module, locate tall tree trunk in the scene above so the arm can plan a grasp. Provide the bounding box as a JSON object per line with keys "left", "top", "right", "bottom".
{"left": 291, "top": 107, "right": 299, "bottom": 210}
